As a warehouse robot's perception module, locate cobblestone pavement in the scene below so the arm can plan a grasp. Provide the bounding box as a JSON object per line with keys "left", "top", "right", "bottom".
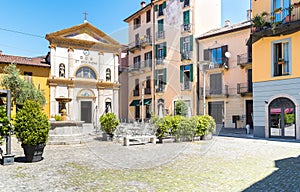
{"left": 0, "top": 134, "right": 299, "bottom": 192}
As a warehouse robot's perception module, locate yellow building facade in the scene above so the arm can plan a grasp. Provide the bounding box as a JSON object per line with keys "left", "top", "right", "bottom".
{"left": 252, "top": 0, "right": 300, "bottom": 139}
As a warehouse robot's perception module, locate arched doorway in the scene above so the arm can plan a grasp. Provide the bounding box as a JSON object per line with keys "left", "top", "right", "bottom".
{"left": 269, "top": 97, "right": 296, "bottom": 139}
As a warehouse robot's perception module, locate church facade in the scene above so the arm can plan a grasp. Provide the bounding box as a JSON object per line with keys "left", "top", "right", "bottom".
{"left": 45, "top": 22, "right": 121, "bottom": 124}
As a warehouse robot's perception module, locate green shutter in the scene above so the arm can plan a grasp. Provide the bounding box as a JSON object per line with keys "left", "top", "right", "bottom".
{"left": 189, "top": 64, "right": 193, "bottom": 82}
{"left": 163, "top": 68, "right": 167, "bottom": 84}
{"left": 155, "top": 45, "right": 159, "bottom": 59}
{"left": 163, "top": 42, "right": 167, "bottom": 58}
{"left": 155, "top": 70, "right": 158, "bottom": 86}
{"left": 183, "top": 10, "right": 190, "bottom": 25}
{"left": 158, "top": 19, "right": 164, "bottom": 32}
{"left": 180, "top": 65, "right": 184, "bottom": 83}
{"left": 180, "top": 37, "right": 184, "bottom": 54}
{"left": 180, "top": 0, "right": 184, "bottom": 2}
{"left": 154, "top": 5, "right": 158, "bottom": 11}
{"left": 190, "top": 35, "right": 193, "bottom": 51}
{"left": 163, "top": 2, "right": 166, "bottom": 9}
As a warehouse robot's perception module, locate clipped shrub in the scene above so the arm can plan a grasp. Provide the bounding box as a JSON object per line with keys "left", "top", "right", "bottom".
{"left": 14, "top": 100, "right": 50, "bottom": 145}
{"left": 175, "top": 118, "right": 195, "bottom": 142}
{"left": 175, "top": 100, "right": 188, "bottom": 117}
{"left": 155, "top": 115, "right": 186, "bottom": 138}
{"left": 100, "top": 113, "right": 120, "bottom": 137}
{"left": 193, "top": 115, "right": 216, "bottom": 137}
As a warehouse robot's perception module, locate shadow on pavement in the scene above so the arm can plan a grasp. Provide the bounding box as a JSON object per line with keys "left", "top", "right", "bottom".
{"left": 242, "top": 155, "right": 300, "bottom": 191}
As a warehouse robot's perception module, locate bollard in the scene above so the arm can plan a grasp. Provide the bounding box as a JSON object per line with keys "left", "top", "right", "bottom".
{"left": 246, "top": 124, "right": 250, "bottom": 135}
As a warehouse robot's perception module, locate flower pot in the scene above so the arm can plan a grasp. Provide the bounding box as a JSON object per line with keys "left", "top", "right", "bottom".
{"left": 21, "top": 143, "right": 45, "bottom": 162}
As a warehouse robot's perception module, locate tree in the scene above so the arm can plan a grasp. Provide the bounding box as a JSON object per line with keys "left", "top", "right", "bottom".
{"left": 175, "top": 100, "right": 188, "bottom": 117}
{"left": 0, "top": 64, "right": 46, "bottom": 106}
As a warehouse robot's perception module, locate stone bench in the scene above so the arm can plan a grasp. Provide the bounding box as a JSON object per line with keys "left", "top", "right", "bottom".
{"left": 123, "top": 135, "right": 156, "bottom": 146}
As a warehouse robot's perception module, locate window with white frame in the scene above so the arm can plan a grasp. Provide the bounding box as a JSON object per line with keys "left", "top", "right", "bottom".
{"left": 273, "top": 39, "right": 290, "bottom": 76}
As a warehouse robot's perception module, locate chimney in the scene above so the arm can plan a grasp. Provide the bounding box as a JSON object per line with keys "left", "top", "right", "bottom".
{"left": 224, "top": 20, "right": 230, "bottom": 27}
{"left": 247, "top": 9, "right": 252, "bottom": 21}
{"left": 141, "top": 1, "right": 146, "bottom": 8}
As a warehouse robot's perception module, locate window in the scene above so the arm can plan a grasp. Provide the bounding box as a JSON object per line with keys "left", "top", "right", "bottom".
{"left": 155, "top": 68, "right": 166, "bottom": 92}
{"left": 273, "top": 39, "right": 290, "bottom": 76}
{"left": 59, "top": 63, "right": 65, "bottom": 78}
{"left": 155, "top": 42, "right": 167, "bottom": 64}
{"left": 183, "top": 0, "right": 190, "bottom": 7}
{"left": 183, "top": 10, "right": 190, "bottom": 25}
{"left": 76, "top": 67, "right": 96, "bottom": 79}
{"left": 210, "top": 73, "right": 222, "bottom": 94}
{"left": 146, "top": 10, "right": 151, "bottom": 23}
{"left": 180, "top": 35, "right": 193, "bottom": 60}
{"left": 135, "top": 106, "right": 140, "bottom": 119}
{"left": 203, "top": 45, "right": 228, "bottom": 66}
{"left": 157, "top": 19, "right": 165, "bottom": 39}
{"left": 180, "top": 64, "right": 193, "bottom": 90}
{"left": 272, "top": 0, "right": 290, "bottom": 22}
{"left": 106, "top": 68, "right": 111, "bottom": 82}
{"left": 158, "top": 3, "right": 164, "bottom": 16}
{"left": 24, "top": 71, "right": 32, "bottom": 82}
{"left": 134, "top": 16, "right": 141, "bottom": 29}
{"left": 133, "top": 55, "right": 141, "bottom": 70}
{"left": 145, "top": 76, "right": 151, "bottom": 95}
{"left": 144, "top": 51, "right": 152, "bottom": 68}
{"left": 146, "top": 28, "right": 151, "bottom": 39}
{"left": 135, "top": 34, "right": 140, "bottom": 46}
{"left": 134, "top": 79, "right": 139, "bottom": 96}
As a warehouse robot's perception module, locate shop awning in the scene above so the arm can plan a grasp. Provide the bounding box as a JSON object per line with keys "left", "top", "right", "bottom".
{"left": 129, "top": 99, "right": 141, "bottom": 106}
{"left": 143, "top": 98, "right": 152, "bottom": 105}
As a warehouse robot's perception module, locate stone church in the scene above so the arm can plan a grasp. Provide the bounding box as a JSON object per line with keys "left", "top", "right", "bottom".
{"left": 45, "top": 20, "right": 121, "bottom": 124}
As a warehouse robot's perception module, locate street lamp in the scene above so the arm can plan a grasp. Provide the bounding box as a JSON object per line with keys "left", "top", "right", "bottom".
{"left": 141, "top": 81, "right": 145, "bottom": 124}
{"left": 198, "top": 61, "right": 211, "bottom": 115}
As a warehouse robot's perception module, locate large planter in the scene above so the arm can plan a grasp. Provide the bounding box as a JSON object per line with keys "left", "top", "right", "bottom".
{"left": 21, "top": 143, "right": 46, "bottom": 162}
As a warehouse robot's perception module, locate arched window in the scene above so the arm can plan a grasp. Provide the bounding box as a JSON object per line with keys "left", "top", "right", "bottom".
{"left": 106, "top": 68, "right": 111, "bottom": 82}
{"left": 59, "top": 63, "right": 65, "bottom": 78}
{"left": 76, "top": 67, "right": 96, "bottom": 79}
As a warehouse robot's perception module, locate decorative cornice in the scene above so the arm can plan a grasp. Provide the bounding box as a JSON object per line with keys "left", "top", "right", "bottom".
{"left": 48, "top": 78, "right": 74, "bottom": 86}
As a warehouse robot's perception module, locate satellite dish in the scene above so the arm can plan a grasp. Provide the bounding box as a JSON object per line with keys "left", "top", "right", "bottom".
{"left": 225, "top": 52, "right": 231, "bottom": 58}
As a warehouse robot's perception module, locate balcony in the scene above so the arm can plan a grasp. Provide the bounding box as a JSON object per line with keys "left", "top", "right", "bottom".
{"left": 156, "top": 31, "right": 165, "bottom": 40}
{"left": 133, "top": 89, "right": 140, "bottom": 97}
{"left": 141, "top": 60, "right": 152, "bottom": 72}
{"left": 128, "top": 41, "right": 140, "bottom": 53}
{"left": 237, "top": 53, "right": 252, "bottom": 68}
{"left": 252, "top": 5, "right": 300, "bottom": 43}
{"left": 181, "top": 23, "right": 192, "bottom": 33}
{"left": 139, "top": 35, "right": 152, "bottom": 48}
{"left": 156, "top": 86, "right": 165, "bottom": 93}
{"left": 237, "top": 82, "right": 253, "bottom": 96}
{"left": 129, "top": 62, "right": 140, "bottom": 74}
{"left": 203, "top": 85, "right": 229, "bottom": 98}
{"left": 181, "top": 51, "right": 193, "bottom": 61}
{"left": 144, "top": 87, "right": 151, "bottom": 95}
{"left": 156, "top": 58, "right": 165, "bottom": 65}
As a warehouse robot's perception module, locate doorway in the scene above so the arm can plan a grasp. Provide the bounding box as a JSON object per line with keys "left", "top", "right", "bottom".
{"left": 81, "top": 101, "right": 92, "bottom": 123}
{"left": 269, "top": 97, "right": 296, "bottom": 139}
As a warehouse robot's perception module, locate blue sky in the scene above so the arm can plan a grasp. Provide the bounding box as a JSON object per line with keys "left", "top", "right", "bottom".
{"left": 0, "top": 0, "right": 250, "bottom": 57}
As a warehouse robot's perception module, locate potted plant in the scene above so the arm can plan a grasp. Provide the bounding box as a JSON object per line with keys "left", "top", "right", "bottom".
{"left": 13, "top": 100, "right": 50, "bottom": 162}
{"left": 99, "top": 112, "right": 120, "bottom": 141}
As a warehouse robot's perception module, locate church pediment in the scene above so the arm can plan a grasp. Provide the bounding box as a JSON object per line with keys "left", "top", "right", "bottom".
{"left": 45, "top": 22, "right": 120, "bottom": 51}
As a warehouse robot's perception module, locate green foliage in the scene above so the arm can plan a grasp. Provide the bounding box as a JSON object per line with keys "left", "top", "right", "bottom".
{"left": 193, "top": 115, "right": 216, "bottom": 137}
{"left": 252, "top": 13, "right": 271, "bottom": 29}
{"left": 100, "top": 113, "right": 120, "bottom": 136}
{"left": 284, "top": 114, "right": 294, "bottom": 124}
{"left": 0, "top": 106, "right": 10, "bottom": 145}
{"left": 1, "top": 64, "right": 46, "bottom": 106}
{"left": 54, "top": 114, "right": 62, "bottom": 121}
{"left": 14, "top": 100, "right": 50, "bottom": 145}
{"left": 175, "top": 100, "right": 188, "bottom": 117}
{"left": 155, "top": 115, "right": 185, "bottom": 138}
{"left": 175, "top": 117, "right": 195, "bottom": 142}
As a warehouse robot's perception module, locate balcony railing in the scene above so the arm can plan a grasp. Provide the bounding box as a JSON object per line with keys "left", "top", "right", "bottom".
{"left": 204, "top": 85, "right": 229, "bottom": 97}
{"left": 237, "top": 82, "right": 253, "bottom": 96}
{"left": 139, "top": 35, "right": 152, "bottom": 48}
{"left": 144, "top": 87, "right": 151, "bottom": 95}
{"left": 181, "top": 51, "right": 193, "bottom": 60}
{"left": 252, "top": 5, "right": 300, "bottom": 42}
{"left": 237, "top": 53, "right": 252, "bottom": 67}
{"left": 129, "top": 62, "right": 140, "bottom": 74}
{"left": 133, "top": 89, "right": 139, "bottom": 96}
{"left": 141, "top": 60, "right": 152, "bottom": 71}
{"left": 156, "top": 86, "right": 165, "bottom": 93}
{"left": 181, "top": 23, "right": 192, "bottom": 33}
{"left": 156, "top": 58, "right": 164, "bottom": 65}
{"left": 128, "top": 41, "right": 140, "bottom": 53}
{"left": 156, "top": 31, "right": 165, "bottom": 40}
{"left": 181, "top": 81, "right": 191, "bottom": 90}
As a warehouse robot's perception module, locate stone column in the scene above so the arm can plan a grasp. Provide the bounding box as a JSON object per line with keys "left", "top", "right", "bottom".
{"left": 49, "top": 83, "right": 57, "bottom": 117}
{"left": 68, "top": 47, "right": 74, "bottom": 78}
{"left": 113, "top": 87, "right": 119, "bottom": 118}
{"left": 68, "top": 84, "right": 75, "bottom": 120}
{"left": 98, "top": 52, "right": 104, "bottom": 80}
{"left": 49, "top": 44, "right": 56, "bottom": 77}
{"left": 114, "top": 53, "right": 119, "bottom": 83}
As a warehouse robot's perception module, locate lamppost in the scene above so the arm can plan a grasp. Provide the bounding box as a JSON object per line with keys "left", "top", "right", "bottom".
{"left": 141, "top": 81, "right": 145, "bottom": 124}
